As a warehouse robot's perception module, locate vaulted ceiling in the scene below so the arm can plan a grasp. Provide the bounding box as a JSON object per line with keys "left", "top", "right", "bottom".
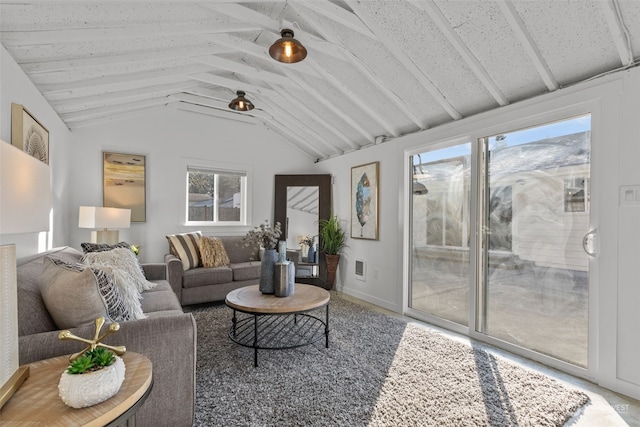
{"left": 1, "top": 1, "right": 639, "bottom": 161}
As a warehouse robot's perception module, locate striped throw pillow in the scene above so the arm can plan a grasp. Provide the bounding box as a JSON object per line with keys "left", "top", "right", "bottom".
{"left": 166, "top": 231, "right": 202, "bottom": 270}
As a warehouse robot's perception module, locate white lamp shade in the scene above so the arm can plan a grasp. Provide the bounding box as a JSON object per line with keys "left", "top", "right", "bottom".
{"left": 78, "top": 206, "right": 131, "bottom": 229}
{"left": 0, "top": 141, "right": 51, "bottom": 234}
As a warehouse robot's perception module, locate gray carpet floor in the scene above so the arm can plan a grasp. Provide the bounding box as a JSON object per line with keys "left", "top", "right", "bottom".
{"left": 191, "top": 293, "right": 589, "bottom": 426}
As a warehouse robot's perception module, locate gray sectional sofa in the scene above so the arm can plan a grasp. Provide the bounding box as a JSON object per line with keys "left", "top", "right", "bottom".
{"left": 17, "top": 246, "right": 196, "bottom": 427}
{"left": 165, "top": 236, "right": 261, "bottom": 305}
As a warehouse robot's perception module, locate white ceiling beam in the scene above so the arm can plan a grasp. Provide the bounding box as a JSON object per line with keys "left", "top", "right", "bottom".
{"left": 188, "top": 72, "right": 273, "bottom": 95}
{"left": 0, "top": 23, "right": 262, "bottom": 46}
{"left": 409, "top": 0, "right": 508, "bottom": 107}
{"left": 496, "top": 1, "right": 559, "bottom": 91}
{"left": 281, "top": 69, "right": 375, "bottom": 143}
{"left": 272, "top": 89, "right": 359, "bottom": 150}
{"left": 183, "top": 86, "right": 234, "bottom": 102}
{"left": 261, "top": 116, "right": 329, "bottom": 160}
{"left": 50, "top": 82, "right": 204, "bottom": 113}
{"left": 67, "top": 105, "right": 168, "bottom": 130}
{"left": 60, "top": 97, "right": 170, "bottom": 123}
{"left": 21, "top": 46, "right": 231, "bottom": 74}
{"left": 296, "top": 0, "right": 376, "bottom": 40}
{"left": 170, "top": 101, "right": 259, "bottom": 125}
{"left": 40, "top": 64, "right": 213, "bottom": 95}
{"left": 192, "top": 55, "right": 291, "bottom": 86}
{"left": 599, "top": 0, "right": 634, "bottom": 67}
{"left": 252, "top": 94, "right": 343, "bottom": 156}
{"left": 291, "top": 2, "right": 427, "bottom": 131}
{"left": 168, "top": 92, "right": 275, "bottom": 122}
{"left": 306, "top": 57, "right": 401, "bottom": 137}
{"left": 345, "top": 0, "right": 463, "bottom": 121}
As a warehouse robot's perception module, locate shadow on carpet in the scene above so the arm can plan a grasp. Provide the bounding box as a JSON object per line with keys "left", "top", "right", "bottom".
{"left": 191, "top": 293, "right": 588, "bottom": 426}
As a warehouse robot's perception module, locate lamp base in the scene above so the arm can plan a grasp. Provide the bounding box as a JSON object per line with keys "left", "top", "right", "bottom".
{"left": 91, "top": 230, "right": 120, "bottom": 245}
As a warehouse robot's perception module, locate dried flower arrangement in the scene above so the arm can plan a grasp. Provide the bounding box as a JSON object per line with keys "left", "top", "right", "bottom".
{"left": 244, "top": 220, "right": 282, "bottom": 250}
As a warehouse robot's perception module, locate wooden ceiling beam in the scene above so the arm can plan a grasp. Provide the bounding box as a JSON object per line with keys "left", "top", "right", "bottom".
{"left": 67, "top": 105, "right": 168, "bottom": 130}
{"left": 60, "top": 97, "right": 170, "bottom": 123}
{"left": 50, "top": 82, "right": 205, "bottom": 113}
{"left": 599, "top": 0, "right": 634, "bottom": 67}
{"left": 193, "top": 55, "right": 291, "bottom": 86}
{"left": 40, "top": 64, "right": 212, "bottom": 95}
{"left": 409, "top": 0, "right": 508, "bottom": 107}
{"left": 252, "top": 94, "right": 344, "bottom": 156}
{"left": 0, "top": 23, "right": 262, "bottom": 46}
{"left": 298, "top": 1, "right": 376, "bottom": 40}
{"left": 21, "top": 46, "right": 232, "bottom": 74}
{"left": 496, "top": 1, "right": 559, "bottom": 91}
{"left": 346, "top": 0, "right": 463, "bottom": 121}
{"left": 292, "top": 1, "right": 427, "bottom": 131}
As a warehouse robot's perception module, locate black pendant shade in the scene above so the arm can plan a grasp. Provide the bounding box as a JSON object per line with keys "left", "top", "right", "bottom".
{"left": 269, "top": 29, "right": 307, "bottom": 63}
{"left": 228, "top": 91, "right": 255, "bottom": 111}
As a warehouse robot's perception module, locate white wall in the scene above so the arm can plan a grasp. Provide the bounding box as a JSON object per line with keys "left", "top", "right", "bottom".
{"left": 316, "top": 67, "right": 640, "bottom": 399}
{"left": 67, "top": 107, "right": 314, "bottom": 263}
{"left": 0, "top": 45, "right": 72, "bottom": 258}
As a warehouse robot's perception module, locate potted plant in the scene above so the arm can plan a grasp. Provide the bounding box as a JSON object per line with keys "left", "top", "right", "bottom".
{"left": 57, "top": 318, "right": 126, "bottom": 408}
{"left": 244, "top": 220, "right": 282, "bottom": 294}
{"left": 318, "top": 215, "right": 346, "bottom": 289}
{"left": 58, "top": 347, "right": 125, "bottom": 408}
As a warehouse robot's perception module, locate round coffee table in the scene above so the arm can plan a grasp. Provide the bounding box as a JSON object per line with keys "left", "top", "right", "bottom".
{"left": 225, "top": 284, "right": 330, "bottom": 367}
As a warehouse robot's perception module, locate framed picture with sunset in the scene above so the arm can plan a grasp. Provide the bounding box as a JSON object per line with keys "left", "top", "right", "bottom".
{"left": 103, "top": 151, "right": 146, "bottom": 222}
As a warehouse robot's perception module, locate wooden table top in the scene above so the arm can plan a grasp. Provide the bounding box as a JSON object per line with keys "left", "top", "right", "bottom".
{"left": 225, "top": 284, "right": 330, "bottom": 314}
{"left": 0, "top": 352, "right": 152, "bottom": 427}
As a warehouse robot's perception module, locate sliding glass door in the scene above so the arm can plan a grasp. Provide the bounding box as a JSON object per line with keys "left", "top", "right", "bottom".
{"left": 478, "top": 116, "right": 591, "bottom": 367}
{"left": 409, "top": 114, "right": 591, "bottom": 368}
{"left": 409, "top": 143, "right": 471, "bottom": 327}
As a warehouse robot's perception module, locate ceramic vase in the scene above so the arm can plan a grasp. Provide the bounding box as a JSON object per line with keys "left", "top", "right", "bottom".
{"left": 259, "top": 249, "right": 278, "bottom": 294}
{"left": 308, "top": 245, "right": 316, "bottom": 265}
{"left": 58, "top": 356, "right": 125, "bottom": 409}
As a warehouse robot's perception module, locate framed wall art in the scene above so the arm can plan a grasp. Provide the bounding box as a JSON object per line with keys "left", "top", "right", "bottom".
{"left": 351, "top": 161, "right": 379, "bottom": 240}
{"left": 103, "top": 152, "right": 146, "bottom": 222}
{"left": 11, "top": 103, "right": 49, "bottom": 164}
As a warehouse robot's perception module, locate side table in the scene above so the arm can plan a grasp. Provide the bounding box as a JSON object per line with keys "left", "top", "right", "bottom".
{"left": 0, "top": 351, "right": 152, "bottom": 426}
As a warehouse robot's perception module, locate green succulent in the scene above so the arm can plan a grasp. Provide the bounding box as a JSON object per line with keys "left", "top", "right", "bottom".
{"left": 66, "top": 348, "right": 116, "bottom": 375}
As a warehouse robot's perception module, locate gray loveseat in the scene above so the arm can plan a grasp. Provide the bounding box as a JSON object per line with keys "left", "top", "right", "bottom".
{"left": 165, "top": 236, "right": 261, "bottom": 305}
{"left": 17, "top": 246, "right": 196, "bottom": 427}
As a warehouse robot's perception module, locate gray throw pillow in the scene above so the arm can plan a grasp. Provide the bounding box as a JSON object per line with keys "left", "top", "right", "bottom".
{"left": 40, "top": 257, "right": 132, "bottom": 329}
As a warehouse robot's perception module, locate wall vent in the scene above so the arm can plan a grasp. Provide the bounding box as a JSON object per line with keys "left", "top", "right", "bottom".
{"left": 355, "top": 258, "right": 366, "bottom": 281}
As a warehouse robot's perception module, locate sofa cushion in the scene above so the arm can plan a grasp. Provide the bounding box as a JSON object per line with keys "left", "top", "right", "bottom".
{"left": 199, "top": 236, "right": 230, "bottom": 268}
{"left": 140, "top": 281, "right": 182, "bottom": 313}
{"left": 231, "top": 262, "right": 260, "bottom": 281}
{"left": 166, "top": 231, "right": 202, "bottom": 271}
{"left": 40, "top": 257, "right": 132, "bottom": 329}
{"left": 182, "top": 266, "right": 232, "bottom": 288}
{"left": 220, "top": 236, "right": 260, "bottom": 264}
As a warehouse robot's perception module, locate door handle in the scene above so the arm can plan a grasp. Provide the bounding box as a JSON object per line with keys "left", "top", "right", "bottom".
{"left": 582, "top": 229, "right": 597, "bottom": 257}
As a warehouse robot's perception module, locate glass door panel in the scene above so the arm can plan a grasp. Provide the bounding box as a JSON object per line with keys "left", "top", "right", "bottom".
{"left": 410, "top": 144, "right": 471, "bottom": 326}
{"left": 479, "top": 115, "right": 591, "bottom": 367}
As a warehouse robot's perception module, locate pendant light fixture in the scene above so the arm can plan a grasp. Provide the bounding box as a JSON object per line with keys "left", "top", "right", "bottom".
{"left": 228, "top": 91, "right": 255, "bottom": 111}
{"left": 269, "top": 29, "right": 307, "bottom": 63}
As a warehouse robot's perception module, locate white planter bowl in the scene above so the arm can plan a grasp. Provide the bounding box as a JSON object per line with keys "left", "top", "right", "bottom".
{"left": 58, "top": 356, "right": 126, "bottom": 408}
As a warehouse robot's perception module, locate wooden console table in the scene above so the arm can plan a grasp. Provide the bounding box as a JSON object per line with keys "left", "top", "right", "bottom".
{"left": 0, "top": 352, "right": 152, "bottom": 426}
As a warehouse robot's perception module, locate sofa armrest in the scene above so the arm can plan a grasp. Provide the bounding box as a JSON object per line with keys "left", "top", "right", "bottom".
{"left": 164, "top": 254, "right": 184, "bottom": 303}
{"left": 141, "top": 263, "right": 166, "bottom": 281}
{"left": 19, "top": 313, "right": 196, "bottom": 427}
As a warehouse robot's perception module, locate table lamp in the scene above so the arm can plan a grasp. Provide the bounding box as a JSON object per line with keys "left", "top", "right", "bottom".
{"left": 78, "top": 206, "right": 131, "bottom": 244}
{"left": 0, "top": 141, "right": 51, "bottom": 408}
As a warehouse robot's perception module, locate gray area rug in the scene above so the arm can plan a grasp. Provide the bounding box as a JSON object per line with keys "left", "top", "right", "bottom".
{"left": 192, "top": 293, "right": 588, "bottom": 426}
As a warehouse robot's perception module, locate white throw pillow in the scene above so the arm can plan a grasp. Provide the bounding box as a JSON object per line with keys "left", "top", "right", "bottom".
{"left": 81, "top": 248, "right": 157, "bottom": 320}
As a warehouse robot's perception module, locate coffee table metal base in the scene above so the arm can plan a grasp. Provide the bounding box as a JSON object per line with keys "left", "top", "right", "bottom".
{"left": 228, "top": 307, "right": 329, "bottom": 367}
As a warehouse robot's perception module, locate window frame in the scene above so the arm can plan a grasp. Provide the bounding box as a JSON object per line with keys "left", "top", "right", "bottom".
{"left": 181, "top": 158, "right": 252, "bottom": 228}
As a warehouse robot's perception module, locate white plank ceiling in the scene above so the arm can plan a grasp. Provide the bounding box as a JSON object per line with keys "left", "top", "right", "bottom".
{"left": 1, "top": 0, "right": 639, "bottom": 161}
